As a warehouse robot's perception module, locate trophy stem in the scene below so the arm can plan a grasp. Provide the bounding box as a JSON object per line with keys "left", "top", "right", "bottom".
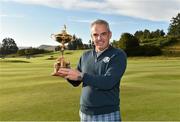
{"left": 61, "top": 49, "right": 64, "bottom": 57}
{"left": 51, "top": 25, "right": 72, "bottom": 69}
{"left": 61, "top": 43, "right": 65, "bottom": 57}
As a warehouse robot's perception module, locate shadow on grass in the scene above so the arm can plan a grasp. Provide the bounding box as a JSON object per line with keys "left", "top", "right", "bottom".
{"left": 0, "top": 60, "right": 31, "bottom": 63}
{"left": 46, "top": 57, "right": 57, "bottom": 60}
{"left": 65, "top": 52, "right": 73, "bottom": 55}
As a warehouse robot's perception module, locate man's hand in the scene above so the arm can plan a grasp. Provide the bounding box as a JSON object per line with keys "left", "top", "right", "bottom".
{"left": 51, "top": 63, "right": 67, "bottom": 77}
{"left": 58, "top": 68, "right": 82, "bottom": 81}
{"left": 52, "top": 63, "right": 82, "bottom": 81}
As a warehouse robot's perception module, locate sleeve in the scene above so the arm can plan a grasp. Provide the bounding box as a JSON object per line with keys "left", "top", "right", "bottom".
{"left": 82, "top": 51, "right": 127, "bottom": 90}
{"left": 67, "top": 56, "right": 82, "bottom": 87}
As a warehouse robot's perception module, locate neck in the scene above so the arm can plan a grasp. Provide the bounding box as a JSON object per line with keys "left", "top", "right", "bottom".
{"left": 95, "top": 45, "right": 109, "bottom": 52}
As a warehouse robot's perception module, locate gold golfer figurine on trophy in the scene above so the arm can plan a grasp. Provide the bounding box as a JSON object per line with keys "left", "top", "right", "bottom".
{"left": 51, "top": 25, "right": 74, "bottom": 71}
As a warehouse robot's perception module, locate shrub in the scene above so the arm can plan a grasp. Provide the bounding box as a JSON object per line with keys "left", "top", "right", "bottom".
{"left": 159, "top": 36, "right": 178, "bottom": 47}
{"left": 125, "top": 45, "right": 162, "bottom": 56}
{"left": 17, "top": 48, "right": 51, "bottom": 56}
{"left": 119, "top": 33, "right": 139, "bottom": 50}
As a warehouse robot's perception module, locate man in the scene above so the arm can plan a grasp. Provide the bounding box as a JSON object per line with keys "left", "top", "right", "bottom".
{"left": 52, "top": 19, "right": 127, "bottom": 121}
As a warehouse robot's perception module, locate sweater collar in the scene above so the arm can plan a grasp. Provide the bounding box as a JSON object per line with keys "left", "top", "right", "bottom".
{"left": 93, "top": 45, "right": 113, "bottom": 59}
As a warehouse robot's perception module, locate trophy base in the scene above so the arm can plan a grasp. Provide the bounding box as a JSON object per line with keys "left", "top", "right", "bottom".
{"left": 52, "top": 56, "right": 71, "bottom": 76}
{"left": 55, "top": 57, "right": 70, "bottom": 71}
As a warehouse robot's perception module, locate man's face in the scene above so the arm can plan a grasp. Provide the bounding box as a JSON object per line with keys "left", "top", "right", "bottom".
{"left": 91, "top": 24, "right": 112, "bottom": 51}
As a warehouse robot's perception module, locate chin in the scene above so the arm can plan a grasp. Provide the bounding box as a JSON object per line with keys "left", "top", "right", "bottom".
{"left": 96, "top": 46, "right": 105, "bottom": 51}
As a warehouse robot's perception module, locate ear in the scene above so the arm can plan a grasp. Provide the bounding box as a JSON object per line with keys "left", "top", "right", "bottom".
{"left": 90, "top": 34, "right": 93, "bottom": 40}
{"left": 109, "top": 31, "right": 112, "bottom": 39}
{"left": 91, "top": 33, "right": 93, "bottom": 38}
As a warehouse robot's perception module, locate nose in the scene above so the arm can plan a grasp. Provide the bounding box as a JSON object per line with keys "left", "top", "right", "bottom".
{"left": 97, "top": 35, "right": 102, "bottom": 40}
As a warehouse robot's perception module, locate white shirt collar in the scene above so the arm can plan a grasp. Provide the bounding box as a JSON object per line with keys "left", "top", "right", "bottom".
{"left": 95, "top": 46, "right": 109, "bottom": 58}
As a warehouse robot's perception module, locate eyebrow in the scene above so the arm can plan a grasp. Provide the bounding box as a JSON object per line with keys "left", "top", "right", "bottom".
{"left": 92, "top": 31, "right": 108, "bottom": 35}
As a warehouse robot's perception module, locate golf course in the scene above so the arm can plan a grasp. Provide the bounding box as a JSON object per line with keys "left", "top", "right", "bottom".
{"left": 0, "top": 50, "right": 180, "bottom": 121}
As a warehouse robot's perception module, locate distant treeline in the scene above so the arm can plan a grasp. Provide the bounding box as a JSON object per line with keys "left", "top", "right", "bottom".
{"left": 112, "top": 13, "right": 180, "bottom": 56}
{"left": 17, "top": 48, "right": 50, "bottom": 56}
{"left": 0, "top": 13, "right": 180, "bottom": 57}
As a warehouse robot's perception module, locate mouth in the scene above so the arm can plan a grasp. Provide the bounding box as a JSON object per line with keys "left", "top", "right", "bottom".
{"left": 96, "top": 40, "right": 104, "bottom": 46}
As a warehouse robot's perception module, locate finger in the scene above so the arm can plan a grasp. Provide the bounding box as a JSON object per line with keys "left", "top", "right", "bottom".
{"left": 51, "top": 72, "right": 58, "bottom": 76}
{"left": 51, "top": 71, "right": 62, "bottom": 76}
{"left": 58, "top": 70, "right": 69, "bottom": 75}
{"left": 65, "top": 75, "right": 72, "bottom": 80}
{"left": 65, "top": 75, "right": 69, "bottom": 79}
{"left": 54, "top": 63, "right": 60, "bottom": 72}
{"left": 51, "top": 72, "right": 67, "bottom": 77}
{"left": 59, "top": 68, "right": 70, "bottom": 72}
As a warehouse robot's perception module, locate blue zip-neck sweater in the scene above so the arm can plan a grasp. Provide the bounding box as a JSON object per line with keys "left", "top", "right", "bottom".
{"left": 68, "top": 46, "right": 127, "bottom": 115}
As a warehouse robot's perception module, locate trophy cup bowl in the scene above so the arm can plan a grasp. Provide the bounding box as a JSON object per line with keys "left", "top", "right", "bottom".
{"left": 51, "top": 25, "right": 73, "bottom": 71}
{"left": 53, "top": 34, "right": 73, "bottom": 44}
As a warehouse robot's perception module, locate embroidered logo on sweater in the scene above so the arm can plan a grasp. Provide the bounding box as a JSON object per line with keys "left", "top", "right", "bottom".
{"left": 103, "top": 57, "right": 110, "bottom": 63}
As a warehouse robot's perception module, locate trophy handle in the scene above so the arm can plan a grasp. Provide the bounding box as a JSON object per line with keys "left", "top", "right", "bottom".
{"left": 51, "top": 34, "right": 55, "bottom": 39}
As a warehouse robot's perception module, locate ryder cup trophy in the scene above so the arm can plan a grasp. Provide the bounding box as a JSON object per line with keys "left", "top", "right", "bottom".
{"left": 51, "top": 25, "right": 74, "bottom": 71}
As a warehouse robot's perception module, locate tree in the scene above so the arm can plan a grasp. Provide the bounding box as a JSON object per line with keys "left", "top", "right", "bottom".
{"left": 143, "top": 29, "right": 151, "bottom": 39}
{"left": 0, "top": 38, "right": 18, "bottom": 56}
{"left": 83, "top": 44, "right": 89, "bottom": 49}
{"left": 55, "top": 46, "right": 61, "bottom": 51}
{"left": 17, "top": 48, "right": 49, "bottom": 56}
{"left": 134, "top": 30, "right": 144, "bottom": 41}
{"left": 111, "top": 40, "right": 119, "bottom": 48}
{"left": 119, "top": 33, "right": 139, "bottom": 50}
{"left": 168, "top": 13, "right": 180, "bottom": 37}
{"left": 88, "top": 40, "right": 93, "bottom": 49}
{"left": 160, "top": 30, "right": 166, "bottom": 37}
{"left": 76, "top": 38, "right": 83, "bottom": 49}
{"left": 67, "top": 35, "right": 84, "bottom": 50}
{"left": 151, "top": 29, "right": 165, "bottom": 38}
{"left": 17, "top": 49, "right": 25, "bottom": 56}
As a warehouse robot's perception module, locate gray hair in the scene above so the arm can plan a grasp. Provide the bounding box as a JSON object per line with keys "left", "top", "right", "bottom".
{"left": 91, "top": 19, "right": 111, "bottom": 32}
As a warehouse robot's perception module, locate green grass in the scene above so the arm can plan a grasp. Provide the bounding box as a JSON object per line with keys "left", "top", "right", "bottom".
{"left": 0, "top": 50, "right": 180, "bottom": 121}
{"left": 121, "top": 57, "right": 180, "bottom": 121}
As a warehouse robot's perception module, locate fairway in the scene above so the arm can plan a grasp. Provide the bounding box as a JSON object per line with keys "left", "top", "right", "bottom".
{"left": 0, "top": 50, "right": 180, "bottom": 121}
